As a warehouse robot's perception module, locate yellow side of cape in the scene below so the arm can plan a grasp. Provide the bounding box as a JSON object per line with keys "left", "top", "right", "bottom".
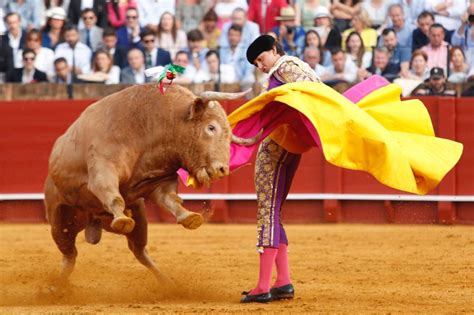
{"left": 227, "top": 81, "right": 463, "bottom": 195}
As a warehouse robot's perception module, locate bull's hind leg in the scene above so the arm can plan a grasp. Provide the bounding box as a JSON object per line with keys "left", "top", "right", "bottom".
{"left": 150, "top": 178, "right": 203, "bottom": 230}
{"left": 126, "top": 199, "right": 172, "bottom": 284}
{"left": 87, "top": 160, "right": 135, "bottom": 234}
{"left": 45, "top": 176, "right": 84, "bottom": 280}
{"left": 50, "top": 205, "right": 87, "bottom": 280}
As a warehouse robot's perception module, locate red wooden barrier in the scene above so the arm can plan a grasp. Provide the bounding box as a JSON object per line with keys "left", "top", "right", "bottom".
{"left": 0, "top": 97, "right": 473, "bottom": 224}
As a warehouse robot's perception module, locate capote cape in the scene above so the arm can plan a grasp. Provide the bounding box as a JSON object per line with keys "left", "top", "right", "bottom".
{"left": 183, "top": 75, "right": 463, "bottom": 195}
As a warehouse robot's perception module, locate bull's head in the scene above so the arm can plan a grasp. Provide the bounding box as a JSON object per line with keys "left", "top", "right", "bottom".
{"left": 184, "top": 89, "right": 261, "bottom": 187}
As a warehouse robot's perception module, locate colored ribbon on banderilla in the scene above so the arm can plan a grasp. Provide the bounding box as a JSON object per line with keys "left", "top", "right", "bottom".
{"left": 144, "top": 64, "right": 186, "bottom": 95}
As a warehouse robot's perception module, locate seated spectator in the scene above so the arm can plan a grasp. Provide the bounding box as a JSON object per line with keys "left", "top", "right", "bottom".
{"left": 140, "top": 29, "right": 172, "bottom": 69}
{"left": 194, "top": 49, "right": 237, "bottom": 83}
{"left": 50, "top": 57, "right": 72, "bottom": 83}
{"left": 156, "top": 12, "right": 188, "bottom": 59}
{"left": 79, "top": 49, "right": 120, "bottom": 84}
{"left": 5, "top": 0, "right": 38, "bottom": 30}
{"left": 341, "top": 9, "right": 377, "bottom": 50}
{"left": 421, "top": 23, "right": 449, "bottom": 73}
{"left": 107, "top": 0, "right": 136, "bottom": 28}
{"left": 295, "top": 0, "right": 329, "bottom": 30}
{"left": 0, "top": 36, "right": 15, "bottom": 83}
{"left": 407, "top": 49, "right": 429, "bottom": 80}
{"left": 219, "top": 8, "right": 260, "bottom": 49}
{"left": 67, "top": 0, "right": 108, "bottom": 29}
{"left": 412, "top": 67, "right": 456, "bottom": 96}
{"left": 79, "top": 8, "right": 103, "bottom": 52}
{"left": 115, "top": 7, "right": 143, "bottom": 51}
{"left": 100, "top": 28, "right": 128, "bottom": 69}
{"left": 200, "top": 9, "right": 221, "bottom": 49}
{"left": 3, "top": 13, "right": 26, "bottom": 60}
{"left": 382, "top": 4, "right": 414, "bottom": 50}
{"left": 329, "top": 0, "right": 359, "bottom": 32}
{"left": 213, "top": 0, "right": 248, "bottom": 27}
{"left": 461, "top": 68, "right": 474, "bottom": 96}
{"left": 358, "top": 47, "right": 400, "bottom": 82}
{"left": 302, "top": 46, "right": 327, "bottom": 77}
{"left": 359, "top": 0, "right": 390, "bottom": 29}
{"left": 184, "top": 29, "right": 209, "bottom": 72}
{"left": 393, "top": 49, "right": 429, "bottom": 96}
{"left": 423, "top": 0, "right": 466, "bottom": 32}
{"left": 320, "top": 48, "right": 358, "bottom": 83}
{"left": 41, "top": 7, "right": 67, "bottom": 50}
{"left": 272, "top": 7, "right": 305, "bottom": 56}
{"left": 313, "top": 7, "right": 342, "bottom": 51}
{"left": 54, "top": 24, "right": 92, "bottom": 79}
{"left": 398, "top": 0, "right": 425, "bottom": 27}
{"left": 451, "top": 4, "right": 474, "bottom": 68}
{"left": 15, "top": 29, "right": 55, "bottom": 77}
{"left": 219, "top": 24, "right": 255, "bottom": 84}
{"left": 412, "top": 11, "right": 435, "bottom": 51}
{"left": 302, "top": 29, "right": 331, "bottom": 66}
{"left": 345, "top": 31, "right": 372, "bottom": 70}
{"left": 137, "top": 0, "right": 175, "bottom": 32}
{"left": 381, "top": 28, "right": 411, "bottom": 78}
{"left": 247, "top": 0, "right": 287, "bottom": 33}
{"left": 6, "top": 48, "right": 48, "bottom": 83}
{"left": 120, "top": 47, "right": 148, "bottom": 84}
{"left": 448, "top": 46, "right": 469, "bottom": 83}
{"left": 36, "top": 0, "right": 70, "bottom": 29}
{"left": 172, "top": 50, "right": 197, "bottom": 84}
{"left": 176, "top": 0, "right": 210, "bottom": 33}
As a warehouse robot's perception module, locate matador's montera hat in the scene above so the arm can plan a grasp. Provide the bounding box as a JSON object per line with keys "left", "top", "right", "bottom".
{"left": 246, "top": 35, "right": 276, "bottom": 64}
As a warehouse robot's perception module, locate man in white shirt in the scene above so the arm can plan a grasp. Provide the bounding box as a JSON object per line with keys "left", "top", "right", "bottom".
{"left": 54, "top": 25, "right": 92, "bottom": 81}
{"left": 2, "top": 13, "right": 25, "bottom": 61}
{"left": 137, "top": 0, "right": 175, "bottom": 32}
{"left": 320, "top": 48, "right": 358, "bottom": 83}
{"left": 219, "top": 24, "right": 255, "bottom": 84}
{"left": 172, "top": 50, "right": 197, "bottom": 84}
{"left": 120, "top": 48, "right": 147, "bottom": 84}
{"left": 219, "top": 8, "right": 260, "bottom": 48}
{"left": 194, "top": 50, "right": 237, "bottom": 84}
{"left": 424, "top": 0, "right": 467, "bottom": 31}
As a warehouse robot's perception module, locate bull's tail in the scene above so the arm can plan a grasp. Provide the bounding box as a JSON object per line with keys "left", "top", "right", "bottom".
{"left": 85, "top": 216, "right": 102, "bottom": 245}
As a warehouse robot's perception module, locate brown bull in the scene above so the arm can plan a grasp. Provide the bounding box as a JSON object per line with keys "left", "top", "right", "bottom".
{"left": 44, "top": 84, "right": 257, "bottom": 282}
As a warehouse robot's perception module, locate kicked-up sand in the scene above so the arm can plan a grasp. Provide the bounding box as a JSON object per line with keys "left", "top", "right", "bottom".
{"left": 0, "top": 223, "right": 473, "bottom": 313}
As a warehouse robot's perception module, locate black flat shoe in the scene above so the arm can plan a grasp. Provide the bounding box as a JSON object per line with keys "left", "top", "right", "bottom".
{"left": 240, "top": 291, "right": 272, "bottom": 303}
{"left": 270, "top": 284, "right": 295, "bottom": 300}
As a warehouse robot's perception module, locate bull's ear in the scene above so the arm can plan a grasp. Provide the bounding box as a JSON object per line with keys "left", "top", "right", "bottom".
{"left": 188, "top": 98, "right": 207, "bottom": 120}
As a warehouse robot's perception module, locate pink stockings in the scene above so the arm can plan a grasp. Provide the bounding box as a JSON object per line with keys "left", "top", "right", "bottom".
{"left": 249, "top": 244, "right": 291, "bottom": 295}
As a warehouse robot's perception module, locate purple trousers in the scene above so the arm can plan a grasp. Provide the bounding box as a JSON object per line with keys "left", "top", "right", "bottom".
{"left": 254, "top": 138, "right": 301, "bottom": 251}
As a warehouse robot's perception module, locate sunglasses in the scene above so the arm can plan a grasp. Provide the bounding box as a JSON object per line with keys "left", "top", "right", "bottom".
{"left": 83, "top": 16, "right": 95, "bottom": 20}
{"left": 143, "top": 39, "right": 154, "bottom": 43}
{"left": 126, "top": 15, "right": 138, "bottom": 20}
{"left": 23, "top": 57, "right": 35, "bottom": 61}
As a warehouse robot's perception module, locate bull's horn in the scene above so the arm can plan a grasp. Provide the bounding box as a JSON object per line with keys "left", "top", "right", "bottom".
{"left": 231, "top": 129, "right": 263, "bottom": 146}
{"left": 200, "top": 88, "right": 252, "bottom": 102}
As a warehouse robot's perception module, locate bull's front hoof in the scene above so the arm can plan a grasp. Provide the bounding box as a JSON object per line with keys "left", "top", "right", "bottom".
{"left": 178, "top": 212, "right": 204, "bottom": 230}
{"left": 111, "top": 216, "right": 135, "bottom": 234}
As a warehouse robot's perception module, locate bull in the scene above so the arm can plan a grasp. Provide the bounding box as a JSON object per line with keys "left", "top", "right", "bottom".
{"left": 44, "top": 84, "right": 258, "bottom": 282}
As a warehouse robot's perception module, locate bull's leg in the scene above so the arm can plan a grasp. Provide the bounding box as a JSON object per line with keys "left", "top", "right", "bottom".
{"left": 126, "top": 199, "right": 173, "bottom": 284}
{"left": 45, "top": 176, "right": 84, "bottom": 280}
{"left": 87, "top": 161, "right": 135, "bottom": 234}
{"left": 150, "top": 178, "right": 204, "bottom": 230}
{"left": 49, "top": 205, "right": 86, "bottom": 280}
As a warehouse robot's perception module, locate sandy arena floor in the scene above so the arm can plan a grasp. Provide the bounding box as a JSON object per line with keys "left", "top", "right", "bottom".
{"left": 0, "top": 223, "right": 473, "bottom": 313}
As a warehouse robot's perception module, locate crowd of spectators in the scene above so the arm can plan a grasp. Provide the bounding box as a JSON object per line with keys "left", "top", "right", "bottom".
{"left": 0, "top": 0, "right": 473, "bottom": 96}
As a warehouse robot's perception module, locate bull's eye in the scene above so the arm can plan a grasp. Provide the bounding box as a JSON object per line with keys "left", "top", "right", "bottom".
{"left": 207, "top": 124, "right": 216, "bottom": 133}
